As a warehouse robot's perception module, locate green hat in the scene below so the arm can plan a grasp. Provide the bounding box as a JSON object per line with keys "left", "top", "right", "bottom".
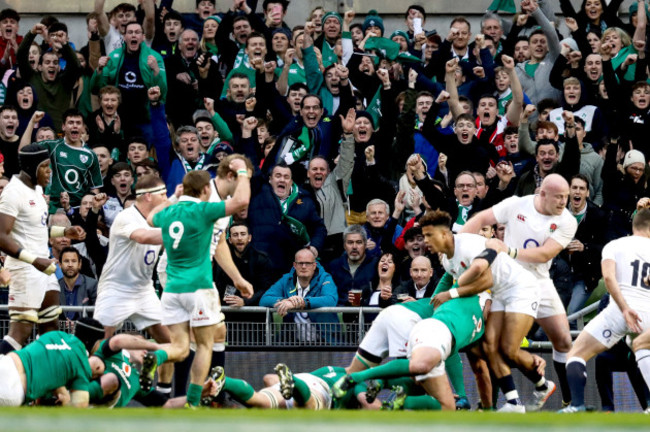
{"left": 322, "top": 11, "right": 342, "bottom": 26}
{"left": 390, "top": 30, "right": 409, "bottom": 42}
{"left": 205, "top": 15, "right": 222, "bottom": 24}
{"left": 629, "top": 2, "right": 650, "bottom": 19}
{"left": 363, "top": 10, "right": 384, "bottom": 35}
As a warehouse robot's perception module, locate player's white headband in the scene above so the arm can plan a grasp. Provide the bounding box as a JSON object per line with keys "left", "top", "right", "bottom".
{"left": 136, "top": 185, "right": 167, "bottom": 197}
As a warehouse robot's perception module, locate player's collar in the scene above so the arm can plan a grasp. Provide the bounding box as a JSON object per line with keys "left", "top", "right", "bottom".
{"left": 179, "top": 196, "right": 201, "bottom": 203}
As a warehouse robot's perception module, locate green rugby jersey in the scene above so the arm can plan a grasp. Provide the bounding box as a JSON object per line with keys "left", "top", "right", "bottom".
{"left": 92, "top": 339, "right": 145, "bottom": 407}
{"left": 15, "top": 331, "right": 91, "bottom": 403}
{"left": 153, "top": 196, "right": 225, "bottom": 293}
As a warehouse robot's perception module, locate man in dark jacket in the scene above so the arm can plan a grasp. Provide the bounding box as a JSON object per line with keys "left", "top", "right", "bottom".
{"left": 58, "top": 247, "right": 97, "bottom": 322}
{"left": 562, "top": 174, "right": 607, "bottom": 323}
{"left": 248, "top": 163, "right": 327, "bottom": 279}
{"left": 327, "top": 225, "right": 379, "bottom": 307}
{"left": 394, "top": 256, "right": 438, "bottom": 302}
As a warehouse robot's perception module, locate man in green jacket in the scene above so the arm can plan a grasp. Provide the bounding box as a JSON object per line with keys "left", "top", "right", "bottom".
{"left": 91, "top": 21, "right": 166, "bottom": 139}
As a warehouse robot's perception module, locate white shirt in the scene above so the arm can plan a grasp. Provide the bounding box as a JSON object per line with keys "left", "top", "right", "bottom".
{"left": 442, "top": 233, "right": 537, "bottom": 295}
{"left": 98, "top": 205, "right": 161, "bottom": 294}
{"left": 104, "top": 25, "right": 124, "bottom": 55}
{"left": 492, "top": 195, "right": 577, "bottom": 279}
{"left": 209, "top": 179, "right": 231, "bottom": 257}
{"left": 601, "top": 236, "right": 650, "bottom": 309}
{"left": 0, "top": 176, "right": 48, "bottom": 269}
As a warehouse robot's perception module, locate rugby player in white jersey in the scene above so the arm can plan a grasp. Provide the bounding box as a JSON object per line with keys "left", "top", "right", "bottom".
{"left": 462, "top": 173, "right": 578, "bottom": 408}
{"left": 94, "top": 175, "right": 174, "bottom": 390}
{"left": 0, "top": 143, "right": 86, "bottom": 354}
{"left": 561, "top": 209, "right": 650, "bottom": 412}
{"left": 427, "top": 210, "right": 544, "bottom": 412}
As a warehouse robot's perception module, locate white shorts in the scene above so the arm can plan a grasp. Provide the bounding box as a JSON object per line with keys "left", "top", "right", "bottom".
{"left": 45, "top": 274, "right": 60, "bottom": 292}
{"left": 7, "top": 266, "right": 48, "bottom": 309}
{"left": 161, "top": 288, "right": 222, "bottom": 327}
{"left": 407, "top": 318, "right": 453, "bottom": 382}
{"left": 0, "top": 355, "right": 25, "bottom": 406}
{"left": 359, "top": 306, "right": 422, "bottom": 359}
{"left": 491, "top": 281, "right": 540, "bottom": 318}
{"left": 584, "top": 301, "right": 650, "bottom": 349}
{"left": 535, "top": 278, "right": 566, "bottom": 319}
{"left": 94, "top": 288, "right": 163, "bottom": 330}
{"left": 280, "top": 373, "right": 331, "bottom": 410}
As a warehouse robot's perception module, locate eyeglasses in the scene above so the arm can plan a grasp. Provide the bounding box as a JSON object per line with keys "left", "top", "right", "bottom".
{"left": 628, "top": 166, "right": 645, "bottom": 173}
{"left": 455, "top": 183, "right": 476, "bottom": 189}
{"left": 295, "top": 262, "right": 316, "bottom": 267}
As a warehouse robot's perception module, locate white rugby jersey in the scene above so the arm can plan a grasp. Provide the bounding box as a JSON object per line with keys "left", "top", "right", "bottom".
{"left": 601, "top": 236, "right": 650, "bottom": 307}
{"left": 209, "top": 179, "right": 232, "bottom": 257}
{"left": 492, "top": 195, "right": 577, "bottom": 279}
{"left": 442, "top": 233, "right": 535, "bottom": 293}
{"left": 0, "top": 176, "right": 48, "bottom": 269}
{"left": 98, "top": 205, "right": 161, "bottom": 294}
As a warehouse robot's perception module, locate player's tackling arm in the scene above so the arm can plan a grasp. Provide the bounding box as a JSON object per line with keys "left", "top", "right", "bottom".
{"left": 129, "top": 228, "right": 163, "bottom": 245}
{"left": 514, "top": 237, "right": 563, "bottom": 264}
{"left": 461, "top": 209, "right": 498, "bottom": 234}
{"left": 146, "top": 200, "right": 172, "bottom": 227}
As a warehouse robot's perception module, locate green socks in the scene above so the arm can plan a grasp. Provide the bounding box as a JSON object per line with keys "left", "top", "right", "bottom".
{"left": 186, "top": 383, "right": 203, "bottom": 406}
{"left": 154, "top": 349, "right": 168, "bottom": 366}
{"left": 445, "top": 352, "right": 466, "bottom": 398}
{"left": 224, "top": 377, "right": 255, "bottom": 402}
{"left": 292, "top": 376, "right": 312, "bottom": 406}
{"left": 350, "top": 359, "right": 412, "bottom": 382}
{"left": 404, "top": 395, "right": 442, "bottom": 410}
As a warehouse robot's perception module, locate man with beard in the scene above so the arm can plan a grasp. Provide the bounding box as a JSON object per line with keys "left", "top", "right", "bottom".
{"left": 0, "top": 105, "right": 20, "bottom": 177}
{"left": 515, "top": 111, "right": 580, "bottom": 196}
{"left": 102, "top": 162, "right": 134, "bottom": 228}
{"left": 327, "top": 224, "right": 379, "bottom": 306}
{"left": 57, "top": 246, "right": 97, "bottom": 322}
{"left": 20, "top": 109, "right": 103, "bottom": 213}
{"left": 91, "top": 20, "right": 166, "bottom": 138}
{"left": 16, "top": 23, "right": 81, "bottom": 131}
{"left": 305, "top": 108, "right": 355, "bottom": 262}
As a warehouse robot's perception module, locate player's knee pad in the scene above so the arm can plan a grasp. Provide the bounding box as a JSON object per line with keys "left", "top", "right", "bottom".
{"left": 259, "top": 389, "right": 281, "bottom": 409}
{"left": 38, "top": 305, "right": 62, "bottom": 324}
{"left": 9, "top": 309, "right": 38, "bottom": 324}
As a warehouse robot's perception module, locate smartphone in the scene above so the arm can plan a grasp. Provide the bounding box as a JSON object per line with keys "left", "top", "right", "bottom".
{"left": 413, "top": 17, "right": 423, "bottom": 35}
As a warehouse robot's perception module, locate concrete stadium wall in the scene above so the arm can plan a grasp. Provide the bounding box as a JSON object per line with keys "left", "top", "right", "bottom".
{"left": 0, "top": 0, "right": 640, "bottom": 52}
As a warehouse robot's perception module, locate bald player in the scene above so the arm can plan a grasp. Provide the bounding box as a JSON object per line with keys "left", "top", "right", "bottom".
{"left": 462, "top": 174, "right": 578, "bottom": 409}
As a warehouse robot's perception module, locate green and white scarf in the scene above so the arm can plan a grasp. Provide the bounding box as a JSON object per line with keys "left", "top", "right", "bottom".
{"left": 280, "top": 183, "right": 310, "bottom": 245}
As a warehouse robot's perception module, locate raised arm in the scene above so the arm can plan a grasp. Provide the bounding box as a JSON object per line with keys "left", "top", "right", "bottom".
{"left": 503, "top": 55, "right": 523, "bottom": 126}
{"left": 142, "top": 0, "right": 156, "bottom": 43}
{"left": 94, "top": 0, "right": 111, "bottom": 37}
{"left": 223, "top": 157, "right": 251, "bottom": 216}
{"left": 444, "top": 57, "right": 464, "bottom": 119}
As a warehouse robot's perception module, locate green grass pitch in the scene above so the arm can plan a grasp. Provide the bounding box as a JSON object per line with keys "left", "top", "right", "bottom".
{"left": 1, "top": 408, "right": 649, "bottom": 432}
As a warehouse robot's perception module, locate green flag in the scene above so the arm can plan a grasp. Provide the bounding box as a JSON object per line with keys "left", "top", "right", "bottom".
{"left": 364, "top": 37, "right": 401, "bottom": 61}
{"left": 488, "top": 0, "right": 516, "bottom": 13}
{"left": 366, "top": 86, "right": 382, "bottom": 130}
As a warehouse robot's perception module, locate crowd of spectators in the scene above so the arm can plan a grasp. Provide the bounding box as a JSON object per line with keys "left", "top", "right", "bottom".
{"left": 0, "top": 0, "right": 649, "bottom": 349}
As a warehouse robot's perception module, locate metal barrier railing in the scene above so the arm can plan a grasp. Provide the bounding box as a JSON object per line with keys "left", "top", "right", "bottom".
{"left": 0, "top": 301, "right": 601, "bottom": 350}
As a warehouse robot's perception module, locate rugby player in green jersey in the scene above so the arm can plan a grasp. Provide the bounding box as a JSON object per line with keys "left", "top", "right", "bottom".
{"left": 0, "top": 318, "right": 105, "bottom": 407}
{"left": 147, "top": 162, "right": 250, "bottom": 407}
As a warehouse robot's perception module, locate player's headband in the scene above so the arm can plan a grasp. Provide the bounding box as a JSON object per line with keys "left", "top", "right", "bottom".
{"left": 136, "top": 185, "right": 167, "bottom": 197}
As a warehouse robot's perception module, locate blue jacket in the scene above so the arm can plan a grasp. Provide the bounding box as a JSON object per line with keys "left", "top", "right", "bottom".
{"left": 259, "top": 263, "right": 338, "bottom": 323}
{"left": 248, "top": 183, "right": 327, "bottom": 275}
{"left": 327, "top": 254, "right": 379, "bottom": 306}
